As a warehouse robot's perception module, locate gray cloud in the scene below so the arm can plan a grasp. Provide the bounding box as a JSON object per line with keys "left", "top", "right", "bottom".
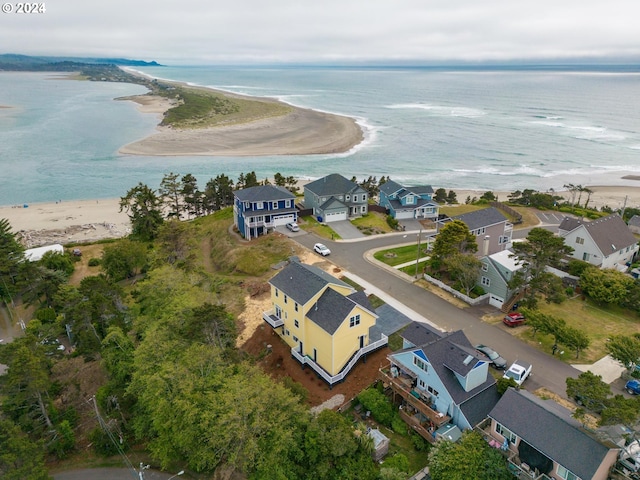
{"left": 1, "top": 0, "right": 638, "bottom": 64}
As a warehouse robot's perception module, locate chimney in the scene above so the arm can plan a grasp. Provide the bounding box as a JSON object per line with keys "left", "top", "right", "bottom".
{"left": 483, "top": 235, "right": 490, "bottom": 257}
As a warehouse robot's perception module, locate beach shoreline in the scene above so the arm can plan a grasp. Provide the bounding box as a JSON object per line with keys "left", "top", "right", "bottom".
{"left": 117, "top": 71, "right": 364, "bottom": 157}
{"left": 3, "top": 184, "right": 640, "bottom": 248}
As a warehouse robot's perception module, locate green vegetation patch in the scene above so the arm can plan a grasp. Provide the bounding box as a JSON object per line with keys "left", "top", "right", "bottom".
{"left": 374, "top": 244, "right": 423, "bottom": 266}
{"left": 351, "top": 212, "right": 394, "bottom": 235}
{"left": 160, "top": 87, "right": 291, "bottom": 129}
{"left": 300, "top": 216, "right": 341, "bottom": 240}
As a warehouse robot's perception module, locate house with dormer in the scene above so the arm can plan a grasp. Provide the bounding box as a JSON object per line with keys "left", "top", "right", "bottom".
{"left": 303, "top": 173, "right": 368, "bottom": 222}
{"left": 378, "top": 180, "right": 440, "bottom": 221}
{"left": 484, "top": 388, "right": 619, "bottom": 480}
{"left": 233, "top": 185, "right": 297, "bottom": 240}
{"left": 379, "top": 322, "right": 500, "bottom": 441}
{"left": 558, "top": 214, "right": 638, "bottom": 270}
{"left": 263, "top": 258, "right": 388, "bottom": 385}
{"left": 437, "top": 207, "right": 513, "bottom": 256}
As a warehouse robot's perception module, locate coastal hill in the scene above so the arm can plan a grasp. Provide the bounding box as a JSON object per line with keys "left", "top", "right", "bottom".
{"left": 0, "top": 53, "right": 162, "bottom": 70}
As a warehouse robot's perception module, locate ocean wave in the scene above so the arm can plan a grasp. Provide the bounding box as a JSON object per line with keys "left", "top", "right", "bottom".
{"left": 530, "top": 120, "right": 565, "bottom": 127}
{"left": 386, "top": 103, "right": 486, "bottom": 118}
{"left": 452, "top": 163, "right": 640, "bottom": 179}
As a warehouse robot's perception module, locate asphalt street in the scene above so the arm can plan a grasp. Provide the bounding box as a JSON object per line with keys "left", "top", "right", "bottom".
{"left": 294, "top": 226, "right": 581, "bottom": 398}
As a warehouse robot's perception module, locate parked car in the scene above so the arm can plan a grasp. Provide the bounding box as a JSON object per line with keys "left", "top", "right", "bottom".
{"left": 503, "top": 312, "right": 526, "bottom": 327}
{"left": 503, "top": 360, "right": 532, "bottom": 386}
{"left": 475, "top": 344, "right": 507, "bottom": 370}
{"left": 314, "top": 243, "right": 331, "bottom": 256}
{"left": 286, "top": 222, "right": 300, "bottom": 232}
{"left": 626, "top": 379, "right": 640, "bottom": 395}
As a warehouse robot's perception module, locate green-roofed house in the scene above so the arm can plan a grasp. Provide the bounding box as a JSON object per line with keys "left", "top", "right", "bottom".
{"left": 263, "top": 258, "right": 388, "bottom": 385}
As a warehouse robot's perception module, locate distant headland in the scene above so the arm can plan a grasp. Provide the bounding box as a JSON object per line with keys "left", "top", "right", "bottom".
{"left": 0, "top": 54, "right": 363, "bottom": 156}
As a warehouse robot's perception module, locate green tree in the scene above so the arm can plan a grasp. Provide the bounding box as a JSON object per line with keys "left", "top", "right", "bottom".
{"left": 203, "top": 174, "right": 234, "bottom": 212}
{"left": 20, "top": 264, "right": 67, "bottom": 308}
{"left": 428, "top": 430, "right": 512, "bottom": 480}
{"left": 600, "top": 395, "right": 640, "bottom": 427}
{"left": 101, "top": 239, "right": 147, "bottom": 281}
{"left": 480, "top": 191, "right": 497, "bottom": 202}
{"left": 580, "top": 267, "right": 634, "bottom": 305}
{"left": 0, "top": 416, "right": 50, "bottom": 480}
{"left": 159, "top": 172, "right": 183, "bottom": 219}
{"left": 120, "top": 182, "right": 164, "bottom": 241}
{"left": 558, "top": 325, "right": 590, "bottom": 359}
{"left": 0, "top": 218, "right": 24, "bottom": 302}
{"left": 443, "top": 253, "right": 482, "bottom": 296}
{"left": 39, "top": 250, "right": 74, "bottom": 277}
{"left": 566, "top": 371, "right": 611, "bottom": 413}
{"left": 181, "top": 173, "right": 201, "bottom": 217}
{"left": 606, "top": 334, "right": 640, "bottom": 369}
{"left": 446, "top": 190, "right": 458, "bottom": 204}
{"left": 509, "top": 227, "right": 573, "bottom": 308}
{"left": 434, "top": 188, "right": 447, "bottom": 203}
{"left": 432, "top": 220, "right": 477, "bottom": 263}
{"left": 156, "top": 219, "right": 195, "bottom": 268}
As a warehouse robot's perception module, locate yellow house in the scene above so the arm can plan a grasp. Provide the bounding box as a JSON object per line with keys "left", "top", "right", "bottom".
{"left": 263, "top": 258, "right": 388, "bottom": 386}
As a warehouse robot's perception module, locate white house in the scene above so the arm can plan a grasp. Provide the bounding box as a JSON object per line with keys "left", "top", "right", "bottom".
{"left": 24, "top": 244, "right": 64, "bottom": 262}
{"left": 558, "top": 214, "right": 638, "bottom": 270}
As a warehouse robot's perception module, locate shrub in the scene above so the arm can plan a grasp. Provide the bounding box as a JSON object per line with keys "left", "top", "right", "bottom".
{"left": 357, "top": 387, "right": 395, "bottom": 426}
{"left": 391, "top": 415, "right": 407, "bottom": 434}
{"left": 88, "top": 257, "right": 101, "bottom": 266}
{"left": 386, "top": 215, "right": 399, "bottom": 230}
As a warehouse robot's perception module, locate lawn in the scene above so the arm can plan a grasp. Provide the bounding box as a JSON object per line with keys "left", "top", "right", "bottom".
{"left": 299, "top": 216, "right": 340, "bottom": 240}
{"left": 351, "top": 212, "right": 394, "bottom": 235}
{"left": 374, "top": 244, "right": 427, "bottom": 267}
{"left": 400, "top": 260, "right": 429, "bottom": 277}
{"left": 494, "top": 296, "right": 640, "bottom": 364}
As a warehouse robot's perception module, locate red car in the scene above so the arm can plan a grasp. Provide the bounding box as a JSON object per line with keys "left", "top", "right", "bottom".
{"left": 503, "top": 312, "right": 526, "bottom": 327}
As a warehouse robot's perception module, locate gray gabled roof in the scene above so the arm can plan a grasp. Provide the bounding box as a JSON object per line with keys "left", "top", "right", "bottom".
{"left": 306, "top": 287, "right": 377, "bottom": 335}
{"left": 269, "top": 259, "right": 351, "bottom": 305}
{"left": 401, "top": 321, "right": 443, "bottom": 348}
{"left": 233, "top": 184, "right": 295, "bottom": 202}
{"left": 559, "top": 213, "right": 637, "bottom": 254}
{"left": 453, "top": 207, "right": 507, "bottom": 231}
{"left": 489, "top": 389, "right": 616, "bottom": 480}
{"left": 418, "top": 330, "right": 496, "bottom": 406}
{"left": 319, "top": 196, "right": 348, "bottom": 211}
{"left": 305, "top": 173, "right": 366, "bottom": 196}
{"left": 459, "top": 382, "right": 501, "bottom": 428}
{"left": 380, "top": 180, "right": 434, "bottom": 198}
{"left": 629, "top": 215, "right": 640, "bottom": 228}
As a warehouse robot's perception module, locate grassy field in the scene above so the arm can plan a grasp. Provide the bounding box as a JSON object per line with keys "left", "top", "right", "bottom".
{"left": 374, "top": 244, "right": 425, "bottom": 267}
{"left": 298, "top": 216, "right": 340, "bottom": 240}
{"left": 351, "top": 212, "right": 394, "bottom": 235}
{"left": 485, "top": 296, "right": 640, "bottom": 363}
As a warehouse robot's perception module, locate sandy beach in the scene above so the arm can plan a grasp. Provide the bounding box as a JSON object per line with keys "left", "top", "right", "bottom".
{"left": 2, "top": 184, "right": 640, "bottom": 248}
{"left": 118, "top": 82, "right": 363, "bottom": 157}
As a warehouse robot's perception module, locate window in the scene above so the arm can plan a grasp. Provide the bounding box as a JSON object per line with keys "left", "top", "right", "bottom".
{"left": 418, "top": 379, "right": 426, "bottom": 389}
{"left": 499, "top": 235, "right": 510, "bottom": 244}
{"left": 293, "top": 335, "right": 298, "bottom": 343}
{"left": 361, "top": 206, "right": 366, "bottom": 213}
{"left": 294, "top": 302, "right": 299, "bottom": 312}
{"left": 583, "top": 252, "right": 591, "bottom": 262}
{"left": 413, "top": 355, "right": 428, "bottom": 372}
{"left": 286, "top": 199, "right": 291, "bottom": 208}
{"left": 275, "top": 288, "right": 279, "bottom": 297}
{"left": 294, "top": 320, "right": 299, "bottom": 328}
{"left": 556, "top": 465, "right": 578, "bottom": 480}
{"left": 346, "top": 195, "right": 350, "bottom": 200}
{"left": 285, "top": 329, "right": 290, "bottom": 336}
{"left": 427, "top": 385, "right": 439, "bottom": 396}
{"left": 275, "top": 305, "right": 282, "bottom": 319}
{"left": 576, "top": 236, "right": 584, "bottom": 245}
{"left": 362, "top": 194, "right": 367, "bottom": 201}
{"left": 256, "top": 201, "right": 264, "bottom": 210}
{"left": 482, "top": 263, "right": 488, "bottom": 272}
{"left": 284, "top": 294, "right": 288, "bottom": 304}
{"left": 495, "top": 423, "right": 517, "bottom": 443}
{"left": 349, "top": 314, "right": 361, "bottom": 327}
{"left": 481, "top": 276, "right": 490, "bottom": 287}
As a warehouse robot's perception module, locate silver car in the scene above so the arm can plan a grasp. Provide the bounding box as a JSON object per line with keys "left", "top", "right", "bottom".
{"left": 475, "top": 344, "right": 507, "bottom": 370}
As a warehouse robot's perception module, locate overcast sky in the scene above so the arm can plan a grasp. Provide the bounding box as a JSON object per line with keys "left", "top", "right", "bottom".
{"left": 1, "top": 0, "right": 638, "bottom": 65}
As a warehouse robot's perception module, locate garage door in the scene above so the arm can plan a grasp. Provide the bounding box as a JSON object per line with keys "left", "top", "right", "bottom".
{"left": 273, "top": 214, "right": 295, "bottom": 226}
{"left": 489, "top": 295, "right": 504, "bottom": 309}
{"left": 324, "top": 211, "right": 347, "bottom": 222}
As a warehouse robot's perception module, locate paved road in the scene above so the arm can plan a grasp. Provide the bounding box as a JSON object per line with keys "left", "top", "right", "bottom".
{"left": 52, "top": 467, "right": 182, "bottom": 480}
{"left": 295, "top": 228, "right": 580, "bottom": 398}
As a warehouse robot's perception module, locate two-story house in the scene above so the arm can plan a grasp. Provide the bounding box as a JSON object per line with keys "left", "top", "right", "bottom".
{"left": 437, "top": 207, "right": 513, "bottom": 256}
{"left": 485, "top": 388, "right": 619, "bottom": 480}
{"left": 378, "top": 180, "right": 440, "bottom": 221}
{"left": 303, "top": 173, "right": 368, "bottom": 222}
{"left": 478, "top": 249, "right": 523, "bottom": 309}
{"left": 379, "top": 322, "right": 500, "bottom": 442}
{"left": 558, "top": 214, "right": 639, "bottom": 270}
{"left": 233, "top": 185, "right": 297, "bottom": 240}
{"left": 263, "top": 258, "right": 388, "bottom": 385}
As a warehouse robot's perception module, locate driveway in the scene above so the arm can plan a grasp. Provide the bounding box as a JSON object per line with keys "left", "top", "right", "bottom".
{"left": 329, "top": 220, "right": 365, "bottom": 239}
{"left": 53, "top": 467, "right": 181, "bottom": 479}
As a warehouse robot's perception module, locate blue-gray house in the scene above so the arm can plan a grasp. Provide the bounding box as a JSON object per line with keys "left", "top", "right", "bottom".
{"left": 303, "top": 173, "right": 368, "bottom": 223}
{"left": 378, "top": 180, "right": 439, "bottom": 220}
{"left": 380, "top": 322, "right": 500, "bottom": 441}
{"left": 233, "top": 185, "right": 297, "bottom": 240}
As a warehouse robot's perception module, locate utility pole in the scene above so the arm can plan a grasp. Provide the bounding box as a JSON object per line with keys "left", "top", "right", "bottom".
{"left": 415, "top": 227, "right": 423, "bottom": 279}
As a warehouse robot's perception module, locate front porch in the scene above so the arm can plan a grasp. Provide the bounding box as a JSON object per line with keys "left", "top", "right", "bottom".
{"left": 378, "top": 364, "right": 451, "bottom": 442}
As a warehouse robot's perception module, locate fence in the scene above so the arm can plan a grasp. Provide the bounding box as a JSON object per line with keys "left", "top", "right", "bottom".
{"left": 422, "top": 273, "right": 490, "bottom": 306}
{"left": 490, "top": 201, "right": 523, "bottom": 224}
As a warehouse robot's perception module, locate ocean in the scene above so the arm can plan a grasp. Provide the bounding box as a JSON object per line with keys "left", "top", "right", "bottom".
{"left": 1, "top": 65, "right": 640, "bottom": 206}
